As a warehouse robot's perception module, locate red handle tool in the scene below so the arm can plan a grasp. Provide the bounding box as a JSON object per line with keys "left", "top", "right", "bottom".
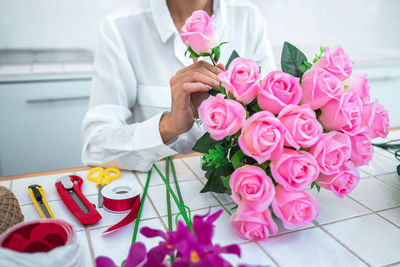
{"left": 55, "top": 175, "right": 102, "bottom": 225}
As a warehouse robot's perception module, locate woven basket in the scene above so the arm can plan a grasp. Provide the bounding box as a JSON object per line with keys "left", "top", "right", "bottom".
{"left": 0, "top": 186, "right": 24, "bottom": 234}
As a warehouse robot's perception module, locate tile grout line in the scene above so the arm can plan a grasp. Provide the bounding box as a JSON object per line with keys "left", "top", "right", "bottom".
{"left": 132, "top": 171, "right": 168, "bottom": 231}
{"left": 159, "top": 204, "right": 229, "bottom": 218}
{"left": 181, "top": 157, "right": 283, "bottom": 265}
{"left": 185, "top": 160, "right": 234, "bottom": 217}
{"left": 84, "top": 226, "right": 96, "bottom": 267}
{"left": 88, "top": 216, "right": 162, "bottom": 231}
{"left": 316, "top": 223, "right": 371, "bottom": 266}
{"left": 254, "top": 242, "right": 281, "bottom": 267}
{"left": 373, "top": 148, "right": 399, "bottom": 162}
{"left": 316, "top": 212, "right": 375, "bottom": 227}
{"left": 346, "top": 195, "right": 400, "bottom": 230}
{"left": 180, "top": 156, "right": 374, "bottom": 264}
{"left": 381, "top": 260, "right": 400, "bottom": 267}
{"left": 269, "top": 224, "right": 318, "bottom": 238}
{"left": 374, "top": 175, "right": 400, "bottom": 191}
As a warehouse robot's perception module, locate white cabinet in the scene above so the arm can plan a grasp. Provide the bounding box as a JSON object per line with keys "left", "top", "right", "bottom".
{"left": 0, "top": 75, "right": 91, "bottom": 176}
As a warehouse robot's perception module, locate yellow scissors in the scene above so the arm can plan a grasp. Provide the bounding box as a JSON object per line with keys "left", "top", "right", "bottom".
{"left": 87, "top": 167, "right": 121, "bottom": 208}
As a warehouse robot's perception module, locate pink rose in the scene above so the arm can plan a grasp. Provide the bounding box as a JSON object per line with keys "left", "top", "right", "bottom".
{"left": 272, "top": 185, "right": 320, "bottom": 229}
{"left": 313, "top": 46, "right": 353, "bottom": 81}
{"left": 278, "top": 104, "right": 323, "bottom": 149}
{"left": 317, "top": 161, "right": 360, "bottom": 198}
{"left": 300, "top": 67, "right": 344, "bottom": 110}
{"left": 361, "top": 99, "right": 390, "bottom": 139}
{"left": 257, "top": 71, "right": 302, "bottom": 114}
{"left": 198, "top": 94, "right": 246, "bottom": 140}
{"left": 230, "top": 207, "right": 278, "bottom": 241}
{"left": 229, "top": 165, "right": 275, "bottom": 211}
{"left": 309, "top": 131, "right": 351, "bottom": 175}
{"left": 319, "top": 92, "right": 363, "bottom": 135}
{"left": 350, "top": 132, "right": 373, "bottom": 167}
{"left": 343, "top": 74, "right": 370, "bottom": 104}
{"left": 218, "top": 58, "right": 260, "bottom": 104}
{"left": 180, "top": 10, "right": 219, "bottom": 54}
{"left": 270, "top": 149, "right": 319, "bottom": 191}
{"left": 238, "top": 111, "right": 285, "bottom": 163}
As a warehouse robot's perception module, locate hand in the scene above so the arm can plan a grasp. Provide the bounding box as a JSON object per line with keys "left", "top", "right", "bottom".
{"left": 160, "top": 60, "right": 225, "bottom": 143}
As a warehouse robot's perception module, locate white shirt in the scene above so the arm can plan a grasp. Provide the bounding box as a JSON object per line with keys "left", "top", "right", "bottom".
{"left": 81, "top": 0, "right": 276, "bottom": 172}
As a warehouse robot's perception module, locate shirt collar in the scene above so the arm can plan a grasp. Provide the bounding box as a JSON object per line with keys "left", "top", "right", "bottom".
{"left": 149, "top": 0, "right": 227, "bottom": 44}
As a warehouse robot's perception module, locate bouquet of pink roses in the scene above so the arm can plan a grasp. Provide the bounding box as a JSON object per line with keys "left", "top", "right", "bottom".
{"left": 182, "top": 11, "right": 390, "bottom": 241}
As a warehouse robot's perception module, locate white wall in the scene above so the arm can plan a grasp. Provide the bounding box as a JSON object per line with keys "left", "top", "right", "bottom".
{"left": 0, "top": 0, "right": 399, "bottom": 62}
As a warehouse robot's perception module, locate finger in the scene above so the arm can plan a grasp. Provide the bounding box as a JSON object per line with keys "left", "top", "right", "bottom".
{"left": 198, "top": 60, "right": 225, "bottom": 75}
{"left": 193, "top": 66, "right": 221, "bottom": 82}
{"left": 189, "top": 71, "right": 220, "bottom": 90}
{"left": 180, "top": 60, "right": 223, "bottom": 75}
{"left": 182, "top": 82, "right": 212, "bottom": 94}
{"left": 216, "top": 63, "right": 225, "bottom": 72}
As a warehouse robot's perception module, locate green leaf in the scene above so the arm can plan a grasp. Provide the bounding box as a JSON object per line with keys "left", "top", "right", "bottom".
{"left": 192, "top": 132, "right": 213, "bottom": 153}
{"left": 212, "top": 46, "right": 221, "bottom": 63}
{"left": 209, "top": 89, "right": 218, "bottom": 96}
{"left": 281, "top": 41, "right": 308, "bottom": 78}
{"left": 310, "top": 181, "right": 321, "bottom": 192}
{"left": 231, "top": 150, "right": 245, "bottom": 169}
{"left": 315, "top": 109, "right": 322, "bottom": 119}
{"left": 298, "top": 64, "right": 307, "bottom": 73}
{"left": 227, "top": 91, "right": 236, "bottom": 100}
{"left": 229, "top": 145, "right": 240, "bottom": 160}
{"left": 200, "top": 164, "right": 234, "bottom": 193}
{"left": 397, "top": 164, "right": 400, "bottom": 176}
{"left": 226, "top": 50, "right": 240, "bottom": 70}
{"left": 248, "top": 98, "right": 261, "bottom": 114}
{"left": 199, "top": 52, "right": 211, "bottom": 57}
{"left": 303, "top": 60, "right": 313, "bottom": 68}
{"left": 220, "top": 175, "right": 232, "bottom": 195}
{"left": 219, "top": 83, "right": 226, "bottom": 95}
{"left": 255, "top": 160, "right": 270, "bottom": 171}
{"left": 186, "top": 45, "right": 200, "bottom": 58}
{"left": 202, "top": 145, "right": 229, "bottom": 168}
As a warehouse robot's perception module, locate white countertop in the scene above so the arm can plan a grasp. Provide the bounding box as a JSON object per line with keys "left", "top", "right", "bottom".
{"left": 1, "top": 130, "right": 400, "bottom": 267}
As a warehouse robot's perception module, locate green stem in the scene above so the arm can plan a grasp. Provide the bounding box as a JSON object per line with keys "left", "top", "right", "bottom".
{"left": 165, "top": 158, "right": 175, "bottom": 263}
{"left": 131, "top": 168, "right": 152, "bottom": 244}
{"left": 209, "top": 55, "right": 216, "bottom": 66}
{"left": 166, "top": 159, "right": 173, "bottom": 230}
{"left": 153, "top": 164, "right": 192, "bottom": 230}
{"left": 170, "top": 157, "right": 184, "bottom": 206}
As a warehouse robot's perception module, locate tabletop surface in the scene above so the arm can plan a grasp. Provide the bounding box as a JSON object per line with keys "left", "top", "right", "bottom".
{"left": 1, "top": 131, "right": 400, "bottom": 267}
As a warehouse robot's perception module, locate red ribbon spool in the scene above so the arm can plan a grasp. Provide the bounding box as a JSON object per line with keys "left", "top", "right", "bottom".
{"left": 101, "top": 184, "right": 142, "bottom": 233}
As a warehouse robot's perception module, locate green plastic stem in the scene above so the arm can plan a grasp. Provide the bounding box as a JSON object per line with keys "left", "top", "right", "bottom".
{"left": 166, "top": 158, "right": 173, "bottom": 231}
{"left": 170, "top": 157, "right": 184, "bottom": 206}
{"left": 131, "top": 168, "right": 152, "bottom": 244}
{"left": 153, "top": 164, "right": 192, "bottom": 230}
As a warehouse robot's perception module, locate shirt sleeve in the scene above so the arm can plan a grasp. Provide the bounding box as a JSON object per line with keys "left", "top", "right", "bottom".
{"left": 81, "top": 19, "right": 178, "bottom": 172}
{"left": 249, "top": 6, "right": 277, "bottom": 74}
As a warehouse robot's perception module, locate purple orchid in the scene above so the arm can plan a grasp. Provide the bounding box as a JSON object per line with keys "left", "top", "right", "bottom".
{"left": 95, "top": 209, "right": 266, "bottom": 267}
{"left": 96, "top": 242, "right": 148, "bottom": 267}
{"left": 140, "top": 209, "right": 240, "bottom": 267}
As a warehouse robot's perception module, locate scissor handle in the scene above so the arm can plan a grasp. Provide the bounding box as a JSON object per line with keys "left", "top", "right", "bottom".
{"left": 87, "top": 167, "right": 104, "bottom": 187}
{"left": 104, "top": 167, "right": 120, "bottom": 185}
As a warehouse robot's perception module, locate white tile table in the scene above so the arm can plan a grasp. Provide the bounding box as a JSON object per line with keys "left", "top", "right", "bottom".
{"left": 1, "top": 130, "right": 400, "bottom": 267}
